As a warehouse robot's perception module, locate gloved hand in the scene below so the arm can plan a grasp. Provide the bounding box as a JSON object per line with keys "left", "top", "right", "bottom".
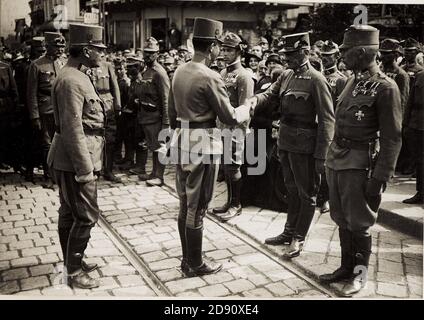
{"left": 315, "top": 159, "right": 326, "bottom": 175}
{"left": 75, "top": 171, "right": 96, "bottom": 183}
{"left": 32, "top": 118, "right": 42, "bottom": 131}
{"left": 365, "top": 178, "right": 386, "bottom": 197}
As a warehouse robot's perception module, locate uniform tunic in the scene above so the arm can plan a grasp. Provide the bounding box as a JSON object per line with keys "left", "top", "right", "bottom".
{"left": 384, "top": 64, "right": 410, "bottom": 115}
{"left": 323, "top": 66, "right": 348, "bottom": 109}
{"left": 138, "top": 61, "right": 170, "bottom": 151}
{"left": 255, "top": 61, "right": 335, "bottom": 238}
{"left": 326, "top": 68, "right": 402, "bottom": 232}
{"left": 169, "top": 61, "right": 251, "bottom": 229}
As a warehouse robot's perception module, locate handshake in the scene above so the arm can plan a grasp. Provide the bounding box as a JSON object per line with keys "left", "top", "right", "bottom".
{"left": 242, "top": 96, "right": 258, "bottom": 117}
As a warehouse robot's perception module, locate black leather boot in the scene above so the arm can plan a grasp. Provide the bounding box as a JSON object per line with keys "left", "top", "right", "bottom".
{"left": 219, "top": 179, "right": 242, "bottom": 222}
{"left": 265, "top": 224, "right": 294, "bottom": 245}
{"left": 185, "top": 227, "right": 222, "bottom": 277}
{"left": 129, "top": 148, "right": 148, "bottom": 175}
{"left": 104, "top": 149, "right": 122, "bottom": 183}
{"left": 177, "top": 218, "right": 189, "bottom": 274}
{"left": 58, "top": 228, "right": 70, "bottom": 265}
{"left": 67, "top": 271, "right": 99, "bottom": 289}
{"left": 402, "top": 192, "right": 423, "bottom": 204}
{"left": 340, "top": 234, "right": 372, "bottom": 297}
{"left": 319, "top": 228, "right": 353, "bottom": 283}
{"left": 212, "top": 175, "right": 232, "bottom": 215}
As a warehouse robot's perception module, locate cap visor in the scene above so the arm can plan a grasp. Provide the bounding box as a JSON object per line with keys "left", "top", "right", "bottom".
{"left": 91, "top": 43, "right": 107, "bottom": 49}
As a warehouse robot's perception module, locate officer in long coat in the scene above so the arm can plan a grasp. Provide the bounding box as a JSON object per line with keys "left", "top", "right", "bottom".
{"left": 47, "top": 23, "right": 107, "bottom": 289}
{"left": 249, "top": 32, "right": 335, "bottom": 259}
{"left": 319, "top": 25, "right": 402, "bottom": 297}
{"left": 27, "top": 32, "right": 66, "bottom": 182}
{"left": 168, "top": 17, "right": 254, "bottom": 277}
{"left": 138, "top": 37, "right": 170, "bottom": 186}
{"left": 211, "top": 32, "right": 254, "bottom": 222}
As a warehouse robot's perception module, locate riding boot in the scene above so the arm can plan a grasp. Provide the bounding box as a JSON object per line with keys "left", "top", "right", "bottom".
{"left": 58, "top": 227, "right": 71, "bottom": 265}
{"left": 185, "top": 227, "right": 222, "bottom": 277}
{"left": 177, "top": 218, "right": 189, "bottom": 274}
{"left": 146, "top": 152, "right": 165, "bottom": 186}
{"left": 265, "top": 223, "right": 294, "bottom": 245}
{"left": 319, "top": 228, "right": 354, "bottom": 283}
{"left": 212, "top": 174, "right": 232, "bottom": 215}
{"left": 219, "top": 179, "right": 242, "bottom": 222}
{"left": 340, "top": 234, "right": 372, "bottom": 297}
{"left": 130, "top": 148, "right": 148, "bottom": 175}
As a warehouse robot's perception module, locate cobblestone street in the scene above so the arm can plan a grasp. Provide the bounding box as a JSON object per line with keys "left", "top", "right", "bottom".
{"left": 0, "top": 162, "right": 422, "bottom": 299}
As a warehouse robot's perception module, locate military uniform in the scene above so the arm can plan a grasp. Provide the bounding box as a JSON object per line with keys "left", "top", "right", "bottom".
{"left": 320, "top": 25, "right": 402, "bottom": 297}
{"left": 26, "top": 32, "right": 66, "bottom": 178}
{"left": 403, "top": 70, "right": 424, "bottom": 204}
{"left": 47, "top": 23, "right": 107, "bottom": 289}
{"left": 212, "top": 33, "right": 254, "bottom": 222}
{"left": 92, "top": 60, "right": 122, "bottom": 182}
{"left": 256, "top": 32, "right": 335, "bottom": 258}
{"left": 138, "top": 38, "right": 170, "bottom": 186}
{"left": 169, "top": 18, "right": 252, "bottom": 277}
{"left": 0, "top": 60, "right": 19, "bottom": 166}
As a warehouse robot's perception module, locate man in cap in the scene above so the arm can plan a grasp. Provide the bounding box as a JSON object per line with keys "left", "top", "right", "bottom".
{"left": 0, "top": 52, "right": 19, "bottom": 169}
{"left": 169, "top": 17, "right": 255, "bottom": 277}
{"left": 47, "top": 23, "right": 108, "bottom": 289}
{"left": 380, "top": 39, "right": 411, "bottom": 176}
{"left": 402, "top": 69, "right": 424, "bottom": 204}
{"left": 248, "top": 32, "right": 335, "bottom": 259}
{"left": 215, "top": 55, "right": 226, "bottom": 72}
{"left": 258, "top": 37, "right": 269, "bottom": 52}
{"left": 163, "top": 55, "right": 176, "bottom": 75}
{"left": 125, "top": 56, "right": 149, "bottom": 176}
{"left": 136, "top": 37, "right": 170, "bottom": 186}
{"left": 318, "top": 40, "right": 348, "bottom": 214}
{"left": 318, "top": 25, "right": 402, "bottom": 297}
{"left": 211, "top": 32, "right": 254, "bottom": 222}
{"left": 30, "top": 37, "right": 46, "bottom": 60}
{"left": 401, "top": 38, "right": 423, "bottom": 86}
{"left": 177, "top": 45, "right": 190, "bottom": 62}
{"left": 92, "top": 47, "right": 122, "bottom": 183}
{"left": 27, "top": 32, "right": 67, "bottom": 185}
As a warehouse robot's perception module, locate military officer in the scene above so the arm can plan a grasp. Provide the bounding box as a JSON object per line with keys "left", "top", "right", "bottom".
{"left": 248, "top": 32, "right": 335, "bottom": 259}
{"left": 318, "top": 40, "right": 348, "bottom": 214}
{"left": 92, "top": 54, "right": 122, "bottom": 183}
{"left": 168, "top": 17, "right": 254, "bottom": 277}
{"left": 211, "top": 32, "right": 254, "bottom": 222}
{"left": 30, "top": 37, "right": 46, "bottom": 61}
{"left": 401, "top": 38, "right": 424, "bottom": 86}
{"left": 380, "top": 39, "right": 410, "bottom": 113}
{"left": 0, "top": 57, "right": 19, "bottom": 168}
{"left": 27, "top": 32, "right": 66, "bottom": 183}
{"left": 402, "top": 70, "right": 424, "bottom": 204}
{"left": 47, "top": 23, "right": 107, "bottom": 289}
{"left": 137, "top": 37, "right": 170, "bottom": 186}
{"left": 318, "top": 25, "right": 402, "bottom": 297}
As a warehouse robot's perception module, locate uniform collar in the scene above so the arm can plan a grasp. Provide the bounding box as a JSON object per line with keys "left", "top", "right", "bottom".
{"left": 226, "top": 59, "right": 242, "bottom": 73}
{"left": 293, "top": 61, "right": 309, "bottom": 74}
{"left": 324, "top": 65, "right": 337, "bottom": 75}
{"left": 355, "top": 65, "right": 380, "bottom": 81}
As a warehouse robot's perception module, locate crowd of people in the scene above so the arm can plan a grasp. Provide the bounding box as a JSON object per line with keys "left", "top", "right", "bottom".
{"left": 0, "top": 19, "right": 423, "bottom": 296}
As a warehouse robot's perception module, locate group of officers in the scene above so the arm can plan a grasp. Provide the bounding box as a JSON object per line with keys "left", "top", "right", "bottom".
{"left": 0, "top": 17, "right": 422, "bottom": 297}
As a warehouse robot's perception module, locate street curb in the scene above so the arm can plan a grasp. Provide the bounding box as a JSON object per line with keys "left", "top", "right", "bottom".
{"left": 377, "top": 207, "right": 423, "bottom": 240}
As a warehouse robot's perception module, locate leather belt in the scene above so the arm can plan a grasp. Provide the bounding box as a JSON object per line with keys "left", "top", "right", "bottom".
{"left": 281, "top": 118, "right": 317, "bottom": 129}
{"left": 335, "top": 136, "right": 377, "bottom": 151}
{"left": 55, "top": 125, "right": 105, "bottom": 136}
{"left": 176, "top": 120, "right": 216, "bottom": 129}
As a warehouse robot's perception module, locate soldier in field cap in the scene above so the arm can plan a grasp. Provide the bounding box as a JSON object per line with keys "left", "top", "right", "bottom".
{"left": 27, "top": 31, "right": 67, "bottom": 186}
{"left": 169, "top": 17, "right": 255, "bottom": 277}
{"left": 319, "top": 25, "right": 402, "bottom": 297}
{"left": 248, "top": 31, "right": 335, "bottom": 260}
{"left": 401, "top": 37, "right": 423, "bottom": 86}
{"left": 210, "top": 32, "right": 254, "bottom": 222}
{"left": 47, "top": 23, "right": 107, "bottom": 289}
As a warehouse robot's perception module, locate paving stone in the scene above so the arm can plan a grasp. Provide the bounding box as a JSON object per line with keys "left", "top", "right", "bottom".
{"left": 11, "top": 256, "right": 38, "bottom": 268}
{"left": 202, "top": 271, "right": 234, "bottom": 285}
{"left": 2, "top": 267, "right": 30, "bottom": 281}
{"left": 134, "top": 243, "right": 162, "bottom": 254}
{"left": 149, "top": 258, "right": 180, "bottom": 271}
{"left": 41, "top": 285, "right": 74, "bottom": 296}
{"left": 18, "top": 233, "right": 40, "bottom": 241}
{"left": 30, "top": 264, "right": 56, "bottom": 277}
{"left": 198, "top": 284, "right": 230, "bottom": 297}
{"left": 223, "top": 279, "right": 255, "bottom": 294}
{"left": 166, "top": 277, "right": 207, "bottom": 294}
{"left": 99, "top": 263, "right": 136, "bottom": 277}
{"left": 22, "top": 247, "right": 46, "bottom": 257}
{"left": 0, "top": 261, "right": 10, "bottom": 271}
{"left": 242, "top": 288, "right": 274, "bottom": 298}
{"left": 0, "top": 250, "right": 19, "bottom": 261}
{"left": 14, "top": 220, "right": 35, "bottom": 228}
{"left": 282, "top": 278, "right": 312, "bottom": 292}
{"left": 85, "top": 247, "right": 121, "bottom": 257}
{"left": 232, "top": 253, "right": 265, "bottom": 265}
{"left": 2, "top": 227, "right": 26, "bottom": 236}
{"left": 141, "top": 251, "right": 168, "bottom": 263}
{"left": 0, "top": 280, "right": 20, "bottom": 294}
{"left": 377, "top": 259, "right": 404, "bottom": 275}
{"left": 376, "top": 282, "right": 408, "bottom": 298}
{"left": 156, "top": 268, "right": 183, "bottom": 282}
{"left": 205, "top": 249, "right": 233, "bottom": 260}
{"left": 21, "top": 275, "right": 50, "bottom": 291}
{"left": 265, "top": 282, "right": 295, "bottom": 297}
{"left": 228, "top": 245, "right": 257, "bottom": 255}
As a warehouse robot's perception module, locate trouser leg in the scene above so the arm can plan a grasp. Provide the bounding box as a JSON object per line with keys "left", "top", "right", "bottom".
{"left": 39, "top": 113, "right": 55, "bottom": 178}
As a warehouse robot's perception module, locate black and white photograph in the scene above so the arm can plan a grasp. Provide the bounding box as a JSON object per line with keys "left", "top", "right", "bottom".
{"left": 0, "top": 0, "right": 422, "bottom": 304}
